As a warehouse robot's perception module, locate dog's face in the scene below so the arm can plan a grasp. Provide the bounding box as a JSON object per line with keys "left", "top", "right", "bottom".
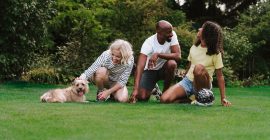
{"left": 72, "top": 79, "right": 89, "bottom": 96}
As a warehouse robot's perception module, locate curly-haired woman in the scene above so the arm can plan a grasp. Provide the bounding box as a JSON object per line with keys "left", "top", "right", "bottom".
{"left": 160, "top": 21, "right": 231, "bottom": 106}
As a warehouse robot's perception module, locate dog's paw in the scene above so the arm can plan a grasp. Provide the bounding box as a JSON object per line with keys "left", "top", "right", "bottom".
{"left": 81, "top": 100, "right": 89, "bottom": 103}
{"left": 40, "top": 96, "right": 51, "bottom": 103}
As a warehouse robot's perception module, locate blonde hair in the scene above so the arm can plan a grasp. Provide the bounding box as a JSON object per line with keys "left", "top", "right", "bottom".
{"left": 109, "top": 39, "right": 133, "bottom": 65}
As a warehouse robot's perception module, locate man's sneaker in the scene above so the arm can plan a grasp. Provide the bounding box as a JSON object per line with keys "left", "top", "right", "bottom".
{"left": 151, "top": 84, "right": 162, "bottom": 100}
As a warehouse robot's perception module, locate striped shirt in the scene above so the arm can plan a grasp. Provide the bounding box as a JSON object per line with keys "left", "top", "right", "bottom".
{"left": 80, "top": 50, "right": 134, "bottom": 87}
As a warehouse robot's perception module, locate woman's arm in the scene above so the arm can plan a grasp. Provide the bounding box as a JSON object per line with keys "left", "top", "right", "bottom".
{"left": 98, "top": 83, "right": 122, "bottom": 101}
{"left": 216, "top": 68, "right": 231, "bottom": 106}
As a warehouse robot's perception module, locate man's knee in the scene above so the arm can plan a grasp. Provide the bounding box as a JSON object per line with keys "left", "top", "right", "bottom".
{"left": 137, "top": 89, "right": 151, "bottom": 101}
{"left": 166, "top": 60, "right": 177, "bottom": 70}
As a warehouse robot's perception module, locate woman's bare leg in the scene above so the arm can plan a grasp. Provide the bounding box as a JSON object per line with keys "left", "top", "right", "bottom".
{"left": 160, "top": 84, "right": 190, "bottom": 103}
{"left": 93, "top": 67, "right": 109, "bottom": 90}
{"left": 112, "top": 86, "right": 129, "bottom": 103}
{"left": 193, "top": 64, "right": 211, "bottom": 92}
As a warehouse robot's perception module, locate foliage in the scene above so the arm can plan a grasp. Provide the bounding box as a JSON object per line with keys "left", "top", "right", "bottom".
{"left": 223, "top": 28, "right": 253, "bottom": 79}
{"left": 20, "top": 50, "right": 74, "bottom": 84}
{"left": 219, "top": 66, "right": 240, "bottom": 87}
{"left": 21, "top": 67, "right": 75, "bottom": 84}
{"left": 173, "top": 23, "right": 196, "bottom": 68}
{"left": 242, "top": 74, "right": 270, "bottom": 87}
{"left": 173, "top": 0, "right": 259, "bottom": 27}
{"left": 0, "top": 0, "right": 189, "bottom": 84}
{"left": 48, "top": 0, "right": 110, "bottom": 77}
{"left": 45, "top": 0, "right": 188, "bottom": 83}
{"left": 0, "top": 0, "right": 55, "bottom": 80}
{"left": 234, "top": 0, "right": 270, "bottom": 80}
{"left": 1, "top": 0, "right": 269, "bottom": 85}
{"left": 109, "top": 0, "right": 187, "bottom": 56}
{"left": 21, "top": 67, "right": 58, "bottom": 84}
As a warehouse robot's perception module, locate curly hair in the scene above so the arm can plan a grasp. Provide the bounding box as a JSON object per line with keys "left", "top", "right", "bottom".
{"left": 195, "top": 21, "right": 224, "bottom": 55}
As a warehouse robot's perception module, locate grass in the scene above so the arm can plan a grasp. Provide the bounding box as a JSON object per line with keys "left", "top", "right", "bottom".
{"left": 0, "top": 81, "right": 270, "bottom": 140}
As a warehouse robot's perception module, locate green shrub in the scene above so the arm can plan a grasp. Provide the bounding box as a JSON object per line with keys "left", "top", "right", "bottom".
{"left": 173, "top": 23, "right": 196, "bottom": 68}
{"left": 21, "top": 67, "right": 74, "bottom": 84}
{"left": 242, "top": 74, "right": 270, "bottom": 87}
{"left": 223, "top": 28, "right": 253, "bottom": 78}
{"left": 0, "top": 0, "right": 55, "bottom": 80}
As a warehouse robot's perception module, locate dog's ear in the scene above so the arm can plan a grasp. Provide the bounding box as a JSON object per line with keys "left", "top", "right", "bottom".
{"left": 72, "top": 78, "right": 77, "bottom": 86}
{"left": 72, "top": 80, "right": 75, "bottom": 86}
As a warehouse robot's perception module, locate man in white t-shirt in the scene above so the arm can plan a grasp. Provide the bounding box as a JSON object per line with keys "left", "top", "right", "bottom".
{"left": 129, "top": 20, "right": 181, "bottom": 103}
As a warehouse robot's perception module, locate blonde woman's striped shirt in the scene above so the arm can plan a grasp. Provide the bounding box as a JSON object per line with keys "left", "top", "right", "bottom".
{"left": 80, "top": 50, "right": 134, "bottom": 87}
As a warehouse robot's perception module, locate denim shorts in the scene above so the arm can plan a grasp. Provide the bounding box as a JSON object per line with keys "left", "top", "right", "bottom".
{"left": 177, "top": 77, "right": 212, "bottom": 97}
{"left": 177, "top": 77, "right": 195, "bottom": 97}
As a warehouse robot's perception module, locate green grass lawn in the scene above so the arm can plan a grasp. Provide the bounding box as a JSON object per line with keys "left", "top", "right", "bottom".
{"left": 0, "top": 81, "right": 270, "bottom": 140}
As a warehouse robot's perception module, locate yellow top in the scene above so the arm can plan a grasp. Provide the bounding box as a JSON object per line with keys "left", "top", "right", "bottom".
{"left": 186, "top": 45, "right": 223, "bottom": 82}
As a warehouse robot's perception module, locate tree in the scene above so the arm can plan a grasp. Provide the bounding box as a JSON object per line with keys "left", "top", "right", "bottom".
{"left": 172, "top": 0, "right": 259, "bottom": 27}
{"left": 47, "top": 0, "right": 111, "bottom": 80}
{"left": 234, "top": 0, "right": 270, "bottom": 80}
{"left": 223, "top": 28, "right": 252, "bottom": 81}
{"left": 49, "top": 0, "right": 188, "bottom": 70}
{"left": 0, "top": 0, "right": 55, "bottom": 80}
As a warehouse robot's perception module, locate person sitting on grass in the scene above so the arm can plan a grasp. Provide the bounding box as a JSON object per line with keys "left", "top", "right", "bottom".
{"left": 79, "top": 39, "right": 134, "bottom": 103}
{"left": 129, "top": 20, "right": 181, "bottom": 103}
{"left": 160, "top": 21, "right": 231, "bottom": 106}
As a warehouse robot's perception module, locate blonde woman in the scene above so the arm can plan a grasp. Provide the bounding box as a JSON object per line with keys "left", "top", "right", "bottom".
{"left": 79, "top": 39, "right": 134, "bottom": 102}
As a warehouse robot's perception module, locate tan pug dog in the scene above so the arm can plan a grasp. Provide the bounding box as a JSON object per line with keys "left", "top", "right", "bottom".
{"left": 40, "top": 79, "right": 89, "bottom": 103}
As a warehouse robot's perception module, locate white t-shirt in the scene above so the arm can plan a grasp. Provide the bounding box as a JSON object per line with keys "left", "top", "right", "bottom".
{"left": 140, "top": 31, "right": 179, "bottom": 70}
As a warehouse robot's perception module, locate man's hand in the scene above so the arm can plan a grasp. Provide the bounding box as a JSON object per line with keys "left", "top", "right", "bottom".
{"left": 129, "top": 90, "right": 138, "bottom": 103}
{"left": 148, "top": 53, "right": 159, "bottom": 69}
